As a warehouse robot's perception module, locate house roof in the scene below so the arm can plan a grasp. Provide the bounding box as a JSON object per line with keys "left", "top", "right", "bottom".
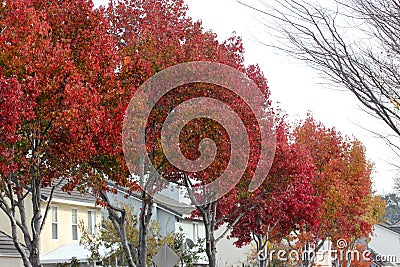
{"left": 40, "top": 178, "right": 97, "bottom": 205}
{"left": 109, "top": 182, "right": 195, "bottom": 217}
{"left": 40, "top": 243, "right": 109, "bottom": 264}
{"left": 153, "top": 193, "right": 195, "bottom": 217}
{"left": 377, "top": 222, "right": 400, "bottom": 235}
{"left": 0, "top": 230, "right": 21, "bottom": 256}
{"left": 388, "top": 226, "right": 400, "bottom": 234}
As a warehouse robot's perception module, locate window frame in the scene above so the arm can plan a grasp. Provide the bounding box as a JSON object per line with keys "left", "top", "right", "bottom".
{"left": 192, "top": 222, "right": 199, "bottom": 242}
{"left": 71, "top": 208, "right": 78, "bottom": 241}
{"left": 87, "top": 209, "right": 97, "bottom": 235}
{"left": 51, "top": 205, "right": 58, "bottom": 240}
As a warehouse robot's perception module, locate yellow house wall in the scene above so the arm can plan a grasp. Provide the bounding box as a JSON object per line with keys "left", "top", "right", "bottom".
{"left": 40, "top": 200, "right": 101, "bottom": 255}
{"left": 0, "top": 192, "right": 34, "bottom": 241}
{"left": 0, "top": 193, "right": 100, "bottom": 257}
{"left": 0, "top": 255, "right": 24, "bottom": 267}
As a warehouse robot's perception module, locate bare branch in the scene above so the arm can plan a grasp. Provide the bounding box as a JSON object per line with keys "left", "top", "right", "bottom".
{"left": 239, "top": 0, "right": 400, "bottom": 157}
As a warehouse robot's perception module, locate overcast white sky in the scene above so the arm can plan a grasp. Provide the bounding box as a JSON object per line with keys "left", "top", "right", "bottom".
{"left": 93, "top": 0, "right": 397, "bottom": 194}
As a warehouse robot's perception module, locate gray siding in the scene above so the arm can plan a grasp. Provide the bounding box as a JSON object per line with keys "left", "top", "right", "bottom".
{"left": 102, "top": 186, "right": 191, "bottom": 237}
{"left": 156, "top": 207, "right": 176, "bottom": 236}
{"left": 0, "top": 231, "right": 19, "bottom": 255}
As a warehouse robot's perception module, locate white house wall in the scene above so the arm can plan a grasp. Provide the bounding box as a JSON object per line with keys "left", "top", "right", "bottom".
{"left": 176, "top": 219, "right": 205, "bottom": 243}
{"left": 175, "top": 219, "right": 253, "bottom": 266}
{"left": 215, "top": 224, "right": 252, "bottom": 267}
{"left": 40, "top": 201, "right": 101, "bottom": 255}
{"left": 369, "top": 225, "right": 400, "bottom": 265}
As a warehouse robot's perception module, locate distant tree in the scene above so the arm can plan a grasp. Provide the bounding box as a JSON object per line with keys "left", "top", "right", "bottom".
{"left": 292, "top": 115, "right": 385, "bottom": 267}
{"left": 381, "top": 193, "right": 400, "bottom": 224}
{"left": 393, "top": 173, "right": 400, "bottom": 195}
{"left": 172, "top": 226, "right": 205, "bottom": 267}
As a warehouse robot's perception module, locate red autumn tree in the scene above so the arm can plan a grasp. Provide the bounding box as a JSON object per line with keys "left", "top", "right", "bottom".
{"left": 76, "top": 2, "right": 283, "bottom": 267}
{"left": 346, "top": 243, "right": 372, "bottom": 267}
{"left": 79, "top": 1, "right": 215, "bottom": 266}
{"left": 161, "top": 63, "right": 275, "bottom": 267}
{"left": 225, "top": 120, "right": 321, "bottom": 267}
{"left": 82, "top": 1, "right": 259, "bottom": 267}
{"left": 161, "top": 63, "right": 276, "bottom": 267}
{"left": 292, "top": 115, "right": 384, "bottom": 267}
{"left": 0, "top": 0, "right": 118, "bottom": 266}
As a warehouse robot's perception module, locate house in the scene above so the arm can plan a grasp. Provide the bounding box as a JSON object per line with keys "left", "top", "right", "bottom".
{"left": 104, "top": 183, "right": 208, "bottom": 265}
{"left": 369, "top": 222, "right": 400, "bottom": 266}
{"left": 214, "top": 225, "right": 254, "bottom": 266}
{"left": 0, "top": 230, "right": 25, "bottom": 267}
{"left": 0, "top": 181, "right": 102, "bottom": 267}
{"left": 0, "top": 180, "right": 254, "bottom": 267}
{"left": 106, "top": 183, "right": 253, "bottom": 267}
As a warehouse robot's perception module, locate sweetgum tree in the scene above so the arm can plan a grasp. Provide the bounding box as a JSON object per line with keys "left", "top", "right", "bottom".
{"left": 226, "top": 121, "right": 321, "bottom": 267}
{"left": 143, "top": 62, "right": 275, "bottom": 267}
{"left": 224, "top": 116, "right": 383, "bottom": 267}
{"left": 0, "top": 0, "right": 118, "bottom": 266}
{"left": 293, "top": 116, "right": 385, "bottom": 267}
{"left": 85, "top": 1, "right": 273, "bottom": 267}
{"left": 82, "top": 1, "right": 220, "bottom": 266}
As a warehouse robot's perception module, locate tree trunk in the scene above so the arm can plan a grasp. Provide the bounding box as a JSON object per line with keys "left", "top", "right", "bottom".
{"left": 204, "top": 233, "right": 216, "bottom": 267}
{"left": 137, "top": 191, "right": 153, "bottom": 267}
{"left": 9, "top": 215, "right": 31, "bottom": 267}
{"left": 259, "top": 251, "right": 266, "bottom": 267}
{"left": 28, "top": 246, "right": 41, "bottom": 267}
{"left": 202, "top": 203, "right": 217, "bottom": 267}
{"left": 30, "top": 181, "right": 43, "bottom": 267}
{"left": 254, "top": 233, "right": 267, "bottom": 267}
{"left": 117, "top": 215, "right": 137, "bottom": 267}
{"left": 103, "top": 193, "right": 137, "bottom": 267}
{"left": 3, "top": 174, "right": 47, "bottom": 267}
{"left": 112, "top": 209, "right": 137, "bottom": 267}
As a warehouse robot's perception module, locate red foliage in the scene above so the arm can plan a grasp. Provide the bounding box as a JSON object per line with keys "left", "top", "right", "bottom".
{"left": 0, "top": 0, "right": 118, "bottom": 188}
{"left": 293, "top": 115, "right": 382, "bottom": 249}
{"left": 87, "top": 0, "right": 265, "bottom": 199}
{"left": 226, "top": 120, "right": 321, "bottom": 247}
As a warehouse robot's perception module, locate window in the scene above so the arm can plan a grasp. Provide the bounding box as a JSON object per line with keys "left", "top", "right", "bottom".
{"left": 192, "top": 223, "right": 198, "bottom": 241}
{"left": 72, "top": 208, "right": 78, "bottom": 241}
{"left": 87, "top": 210, "right": 96, "bottom": 235}
{"left": 52, "top": 206, "right": 58, "bottom": 240}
